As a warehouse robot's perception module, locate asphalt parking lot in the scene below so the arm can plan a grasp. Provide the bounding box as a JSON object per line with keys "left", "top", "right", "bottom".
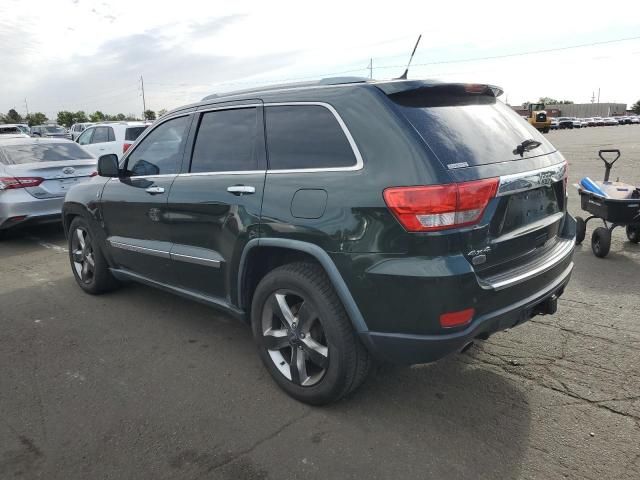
{"left": 1, "top": 125, "right": 639, "bottom": 480}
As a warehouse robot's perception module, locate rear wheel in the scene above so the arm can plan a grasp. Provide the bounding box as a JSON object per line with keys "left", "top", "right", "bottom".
{"left": 575, "top": 216, "right": 586, "bottom": 244}
{"left": 251, "top": 262, "right": 370, "bottom": 405}
{"left": 543, "top": 127, "right": 550, "bottom": 134}
{"left": 626, "top": 225, "right": 640, "bottom": 244}
{"left": 591, "top": 227, "right": 611, "bottom": 258}
{"left": 68, "top": 216, "right": 119, "bottom": 294}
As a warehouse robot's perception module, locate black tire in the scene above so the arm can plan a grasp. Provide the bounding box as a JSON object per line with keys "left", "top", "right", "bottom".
{"left": 543, "top": 127, "right": 550, "bottom": 134}
{"left": 626, "top": 225, "right": 640, "bottom": 244}
{"left": 591, "top": 227, "right": 611, "bottom": 258}
{"left": 68, "top": 216, "right": 119, "bottom": 294}
{"left": 575, "top": 216, "right": 586, "bottom": 245}
{"left": 251, "top": 262, "right": 370, "bottom": 405}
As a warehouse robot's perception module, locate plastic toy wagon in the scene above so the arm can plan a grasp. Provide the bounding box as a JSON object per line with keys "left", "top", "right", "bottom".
{"left": 574, "top": 149, "right": 640, "bottom": 257}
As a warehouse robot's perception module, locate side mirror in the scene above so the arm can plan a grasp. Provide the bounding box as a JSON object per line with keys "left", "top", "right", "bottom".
{"left": 97, "top": 154, "right": 120, "bottom": 177}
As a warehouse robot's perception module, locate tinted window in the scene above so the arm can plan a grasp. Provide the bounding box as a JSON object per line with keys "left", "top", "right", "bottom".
{"left": 396, "top": 98, "right": 554, "bottom": 167}
{"left": 107, "top": 127, "right": 115, "bottom": 142}
{"left": 190, "top": 108, "right": 258, "bottom": 173}
{"left": 77, "top": 128, "right": 93, "bottom": 145}
{"left": 265, "top": 105, "right": 356, "bottom": 170}
{"left": 126, "top": 116, "right": 190, "bottom": 176}
{"left": 44, "top": 126, "right": 65, "bottom": 133}
{"left": 125, "top": 126, "right": 147, "bottom": 141}
{"left": 1, "top": 142, "right": 92, "bottom": 164}
{"left": 0, "top": 126, "right": 20, "bottom": 134}
{"left": 91, "top": 127, "right": 109, "bottom": 144}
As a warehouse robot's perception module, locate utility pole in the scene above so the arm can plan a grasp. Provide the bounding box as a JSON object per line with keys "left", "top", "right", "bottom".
{"left": 368, "top": 58, "right": 373, "bottom": 79}
{"left": 591, "top": 91, "right": 595, "bottom": 104}
{"left": 24, "top": 98, "right": 29, "bottom": 119}
{"left": 140, "top": 75, "right": 147, "bottom": 120}
{"left": 597, "top": 88, "right": 600, "bottom": 104}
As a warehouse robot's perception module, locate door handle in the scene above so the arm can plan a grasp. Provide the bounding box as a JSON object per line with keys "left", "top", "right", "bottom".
{"left": 227, "top": 185, "right": 256, "bottom": 195}
{"left": 145, "top": 186, "right": 165, "bottom": 195}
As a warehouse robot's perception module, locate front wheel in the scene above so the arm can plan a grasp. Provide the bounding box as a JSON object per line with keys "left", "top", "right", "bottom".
{"left": 68, "top": 216, "right": 119, "bottom": 294}
{"left": 251, "top": 262, "right": 370, "bottom": 405}
{"left": 591, "top": 227, "right": 611, "bottom": 258}
{"left": 626, "top": 225, "right": 640, "bottom": 244}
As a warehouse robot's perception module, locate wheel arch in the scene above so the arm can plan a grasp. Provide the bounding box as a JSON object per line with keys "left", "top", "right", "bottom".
{"left": 237, "top": 238, "right": 368, "bottom": 333}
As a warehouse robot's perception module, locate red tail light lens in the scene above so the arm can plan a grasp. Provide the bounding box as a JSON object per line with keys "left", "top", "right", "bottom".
{"left": 0, "top": 177, "right": 44, "bottom": 190}
{"left": 123, "top": 142, "right": 132, "bottom": 153}
{"left": 440, "top": 308, "right": 475, "bottom": 328}
{"left": 90, "top": 171, "right": 98, "bottom": 177}
{"left": 383, "top": 178, "right": 499, "bottom": 232}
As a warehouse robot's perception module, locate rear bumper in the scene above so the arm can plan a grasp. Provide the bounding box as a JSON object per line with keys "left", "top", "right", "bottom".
{"left": 0, "top": 191, "right": 64, "bottom": 230}
{"left": 360, "top": 261, "right": 573, "bottom": 364}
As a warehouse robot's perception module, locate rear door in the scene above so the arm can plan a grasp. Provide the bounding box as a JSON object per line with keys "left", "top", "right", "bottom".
{"left": 166, "top": 102, "right": 266, "bottom": 300}
{"left": 100, "top": 113, "right": 193, "bottom": 283}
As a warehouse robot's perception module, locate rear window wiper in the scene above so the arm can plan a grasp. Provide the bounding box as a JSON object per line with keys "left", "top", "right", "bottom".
{"left": 513, "top": 139, "right": 542, "bottom": 157}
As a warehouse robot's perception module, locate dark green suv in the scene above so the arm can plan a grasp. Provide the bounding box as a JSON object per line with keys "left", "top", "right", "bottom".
{"left": 63, "top": 78, "right": 575, "bottom": 404}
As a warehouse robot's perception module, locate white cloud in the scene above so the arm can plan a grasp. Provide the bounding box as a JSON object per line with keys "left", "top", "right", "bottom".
{"left": 1, "top": 0, "right": 639, "bottom": 118}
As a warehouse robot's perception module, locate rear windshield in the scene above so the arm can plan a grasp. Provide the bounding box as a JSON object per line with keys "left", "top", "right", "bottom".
{"left": 0, "top": 143, "right": 92, "bottom": 164}
{"left": 391, "top": 88, "right": 554, "bottom": 168}
{"left": 125, "top": 126, "right": 148, "bottom": 141}
{"left": 44, "top": 126, "right": 65, "bottom": 133}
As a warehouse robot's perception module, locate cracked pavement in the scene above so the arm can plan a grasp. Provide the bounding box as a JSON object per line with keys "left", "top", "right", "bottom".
{"left": 1, "top": 126, "right": 640, "bottom": 479}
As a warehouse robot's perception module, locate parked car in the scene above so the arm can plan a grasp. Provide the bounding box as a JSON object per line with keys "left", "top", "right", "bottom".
{"left": 557, "top": 117, "right": 574, "bottom": 129}
{"left": 0, "top": 125, "right": 24, "bottom": 135}
{"left": 1, "top": 123, "right": 30, "bottom": 134}
{"left": 630, "top": 116, "right": 640, "bottom": 124}
{"left": 550, "top": 118, "right": 559, "bottom": 130}
{"left": 572, "top": 118, "right": 582, "bottom": 128}
{"left": 579, "top": 118, "right": 589, "bottom": 128}
{"left": 62, "top": 78, "right": 575, "bottom": 404}
{"left": 603, "top": 117, "right": 619, "bottom": 126}
{"left": 70, "top": 122, "right": 95, "bottom": 141}
{"left": 593, "top": 117, "right": 605, "bottom": 126}
{"left": 31, "top": 125, "right": 69, "bottom": 138}
{"left": 584, "top": 118, "right": 596, "bottom": 127}
{"left": 0, "top": 137, "right": 96, "bottom": 235}
{"left": 76, "top": 122, "right": 149, "bottom": 160}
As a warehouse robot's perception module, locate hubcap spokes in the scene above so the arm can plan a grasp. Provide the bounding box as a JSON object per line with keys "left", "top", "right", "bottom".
{"left": 71, "top": 227, "right": 95, "bottom": 283}
{"left": 262, "top": 291, "right": 329, "bottom": 387}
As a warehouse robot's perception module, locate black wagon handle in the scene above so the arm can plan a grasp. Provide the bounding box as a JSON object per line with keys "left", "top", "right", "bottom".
{"left": 598, "top": 149, "right": 621, "bottom": 182}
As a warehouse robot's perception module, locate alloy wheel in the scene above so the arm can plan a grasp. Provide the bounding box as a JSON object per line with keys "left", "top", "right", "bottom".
{"left": 261, "top": 290, "right": 329, "bottom": 387}
{"left": 71, "top": 227, "right": 95, "bottom": 284}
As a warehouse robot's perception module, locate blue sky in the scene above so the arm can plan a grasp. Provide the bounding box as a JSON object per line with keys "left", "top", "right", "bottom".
{"left": 1, "top": 0, "right": 639, "bottom": 118}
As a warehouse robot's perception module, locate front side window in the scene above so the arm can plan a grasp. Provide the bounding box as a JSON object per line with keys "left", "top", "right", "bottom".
{"left": 126, "top": 115, "right": 190, "bottom": 177}
{"left": 190, "top": 108, "right": 258, "bottom": 173}
{"left": 265, "top": 105, "right": 356, "bottom": 170}
{"left": 77, "top": 128, "right": 93, "bottom": 145}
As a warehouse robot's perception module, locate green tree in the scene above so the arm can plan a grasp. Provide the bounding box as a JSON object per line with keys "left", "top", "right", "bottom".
{"left": 115, "top": 113, "right": 126, "bottom": 121}
{"left": 74, "top": 111, "right": 89, "bottom": 123}
{"left": 538, "top": 97, "right": 573, "bottom": 106}
{"left": 57, "top": 111, "right": 75, "bottom": 128}
{"left": 144, "top": 109, "right": 156, "bottom": 121}
{"left": 89, "top": 111, "right": 105, "bottom": 122}
{"left": 632, "top": 100, "right": 640, "bottom": 114}
{"left": 157, "top": 108, "right": 168, "bottom": 118}
{"left": 25, "top": 112, "right": 48, "bottom": 126}
{"left": 6, "top": 109, "right": 23, "bottom": 123}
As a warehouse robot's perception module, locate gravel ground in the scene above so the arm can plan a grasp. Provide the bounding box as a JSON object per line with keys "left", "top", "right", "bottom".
{"left": 1, "top": 125, "right": 639, "bottom": 479}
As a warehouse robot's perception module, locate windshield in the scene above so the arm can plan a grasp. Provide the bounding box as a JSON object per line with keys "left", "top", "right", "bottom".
{"left": 0, "top": 142, "right": 92, "bottom": 164}
{"left": 44, "top": 126, "right": 65, "bottom": 133}
{"left": 393, "top": 93, "right": 554, "bottom": 167}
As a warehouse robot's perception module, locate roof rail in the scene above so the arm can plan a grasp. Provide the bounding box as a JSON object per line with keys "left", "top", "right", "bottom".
{"left": 202, "top": 76, "right": 370, "bottom": 101}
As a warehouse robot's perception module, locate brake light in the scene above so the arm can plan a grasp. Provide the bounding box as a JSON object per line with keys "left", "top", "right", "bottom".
{"left": 90, "top": 171, "right": 98, "bottom": 177}
{"left": 383, "top": 178, "right": 499, "bottom": 232}
{"left": 0, "top": 177, "right": 44, "bottom": 190}
{"left": 440, "top": 308, "right": 475, "bottom": 328}
{"left": 123, "top": 142, "right": 132, "bottom": 153}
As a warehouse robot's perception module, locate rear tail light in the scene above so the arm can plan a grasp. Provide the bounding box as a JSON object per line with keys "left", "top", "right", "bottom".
{"left": 90, "top": 171, "right": 98, "bottom": 177}
{"left": 123, "top": 142, "right": 132, "bottom": 153}
{"left": 440, "top": 308, "right": 475, "bottom": 328}
{"left": 0, "top": 177, "right": 44, "bottom": 190}
{"left": 383, "top": 178, "right": 499, "bottom": 232}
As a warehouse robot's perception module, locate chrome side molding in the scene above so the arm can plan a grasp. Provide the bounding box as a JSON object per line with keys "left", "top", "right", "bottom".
{"left": 497, "top": 162, "right": 566, "bottom": 197}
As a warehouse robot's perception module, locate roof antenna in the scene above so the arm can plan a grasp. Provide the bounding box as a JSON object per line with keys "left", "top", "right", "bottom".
{"left": 395, "top": 34, "right": 422, "bottom": 80}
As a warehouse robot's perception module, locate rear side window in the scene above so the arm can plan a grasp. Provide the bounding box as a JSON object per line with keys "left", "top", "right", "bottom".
{"left": 265, "top": 105, "right": 356, "bottom": 170}
{"left": 0, "top": 126, "right": 20, "bottom": 134}
{"left": 107, "top": 127, "right": 115, "bottom": 142}
{"left": 190, "top": 108, "right": 258, "bottom": 173}
{"left": 0, "top": 143, "right": 92, "bottom": 164}
{"left": 91, "top": 127, "right": 109, "bottom": 144}
{"left": 125, "top": 126, "right": 147, "bottom": 141}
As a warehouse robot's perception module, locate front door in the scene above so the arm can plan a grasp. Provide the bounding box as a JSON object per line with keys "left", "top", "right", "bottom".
{"left": 100, "top": 113, "right": 194, "bottom": 284}
{"left": 167, "top": 103, "right": 266, "bottom": 300}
